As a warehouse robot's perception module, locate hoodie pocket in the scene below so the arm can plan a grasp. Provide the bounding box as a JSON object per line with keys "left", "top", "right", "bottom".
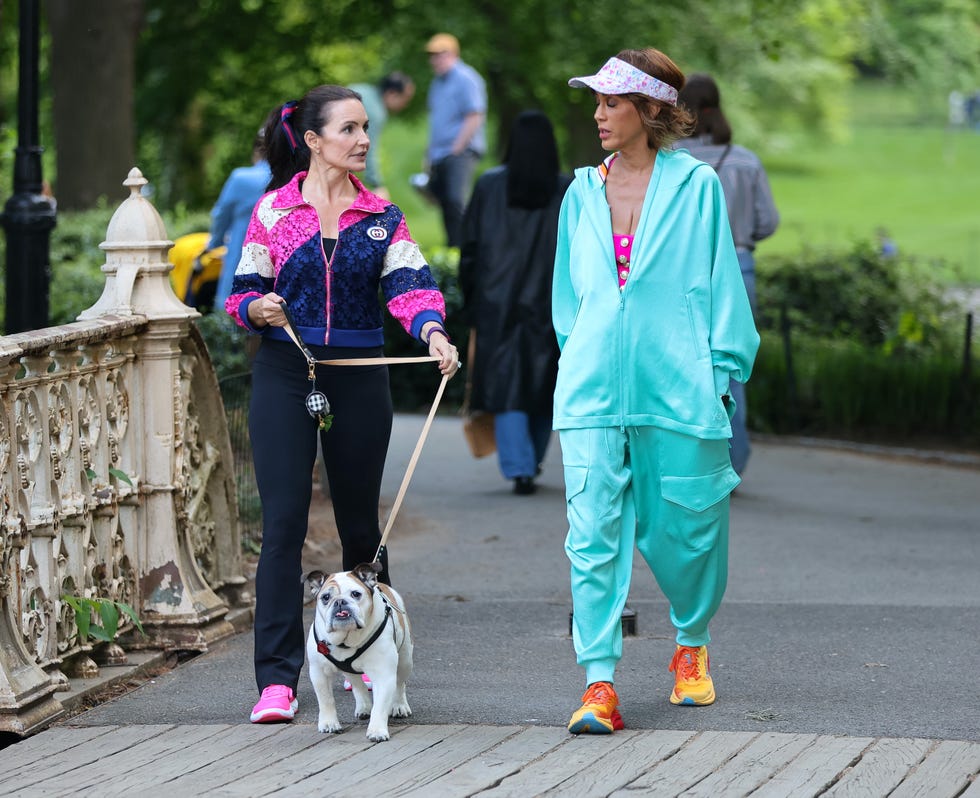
{"left": 685, "top": 293, "right": 711, "bottom": 361}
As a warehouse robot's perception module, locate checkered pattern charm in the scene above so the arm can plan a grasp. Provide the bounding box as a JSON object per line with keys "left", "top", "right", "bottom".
{"left": 305, "top": 390, "right": 329, "bottom": 417}
{"left": 306, "top": 389, "right": 333, "bottom": 431}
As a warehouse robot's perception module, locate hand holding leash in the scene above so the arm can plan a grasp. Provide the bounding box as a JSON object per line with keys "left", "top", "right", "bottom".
{"left": 426, "top": 329, "right": 461, "bottom": 377}
{"left": 246, "top": 292, "right": 289, "bottom": 328}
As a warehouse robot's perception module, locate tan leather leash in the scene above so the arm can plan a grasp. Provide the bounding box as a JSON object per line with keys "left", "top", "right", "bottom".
{"left": 277, "top": 300, "right": 449, "bottom": 561}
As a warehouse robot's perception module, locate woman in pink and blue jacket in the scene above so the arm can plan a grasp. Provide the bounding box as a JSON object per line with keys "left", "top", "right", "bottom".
{"left": 225, "top": 85, "right": 459, "bottom": 725}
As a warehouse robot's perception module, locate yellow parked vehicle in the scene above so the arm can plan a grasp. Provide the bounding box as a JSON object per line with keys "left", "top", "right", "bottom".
{"left": 168, "top": 232, "right": 225, "bottom": 310}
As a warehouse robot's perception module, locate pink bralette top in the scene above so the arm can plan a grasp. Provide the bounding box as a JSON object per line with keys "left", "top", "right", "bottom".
{"left": 613, "top": 233, "right": 634, "bottom": 290}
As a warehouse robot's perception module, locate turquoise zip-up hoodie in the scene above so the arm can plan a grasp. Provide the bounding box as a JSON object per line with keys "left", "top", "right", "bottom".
{"left": 552, "top": 148, "right": 760, "bottom": 439}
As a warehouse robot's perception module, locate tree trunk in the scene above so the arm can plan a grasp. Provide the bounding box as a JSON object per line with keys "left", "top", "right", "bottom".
{"left": 46, "top": 0, "right": 143, "bottom": 210}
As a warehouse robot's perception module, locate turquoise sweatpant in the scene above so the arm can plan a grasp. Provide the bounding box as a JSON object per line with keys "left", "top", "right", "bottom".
{"left": 560, "top": 426, "right": 740, "bottom": 686}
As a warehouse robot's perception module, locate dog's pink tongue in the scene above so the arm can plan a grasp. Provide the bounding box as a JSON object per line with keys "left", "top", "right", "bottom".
{"left": 336, "top": 610, "right": 350, "bottom": 618}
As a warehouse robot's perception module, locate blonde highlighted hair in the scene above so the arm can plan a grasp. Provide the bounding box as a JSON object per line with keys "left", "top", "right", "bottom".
{"left": 615, "top": 48, "right": 694, "bottom": 150}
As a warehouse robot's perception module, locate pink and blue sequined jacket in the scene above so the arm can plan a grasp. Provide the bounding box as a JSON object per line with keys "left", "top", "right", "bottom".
{"left": 224, "top": 171, "right": 445, "bottom": 347}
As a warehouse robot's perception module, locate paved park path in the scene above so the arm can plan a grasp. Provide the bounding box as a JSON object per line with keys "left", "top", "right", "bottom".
{"left": 3, "top": 418, "right": 978, "bottom": 796}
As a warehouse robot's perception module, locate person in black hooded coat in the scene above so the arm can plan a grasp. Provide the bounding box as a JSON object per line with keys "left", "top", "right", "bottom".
{"left": 459, "top": 110, "right": 572, "bottom": 495}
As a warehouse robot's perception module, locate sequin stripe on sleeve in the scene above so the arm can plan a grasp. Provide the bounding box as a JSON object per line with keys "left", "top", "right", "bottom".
{"left": 224, "top": 244, "right": 275, "bottom": 327}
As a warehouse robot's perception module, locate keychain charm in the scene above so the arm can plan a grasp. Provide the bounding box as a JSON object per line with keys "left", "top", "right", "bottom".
{"left": 305, "top": 389, "right": 333, "bottom": 431}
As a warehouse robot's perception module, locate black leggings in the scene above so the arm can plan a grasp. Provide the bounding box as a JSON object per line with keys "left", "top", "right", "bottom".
{"left": 249, "top": 338, "right": 392, "bottom": 692}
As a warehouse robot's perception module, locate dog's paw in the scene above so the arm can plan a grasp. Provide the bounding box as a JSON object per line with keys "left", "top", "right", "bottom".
{"left": 366, "top": 727, "right": 390, "bottom": 742}
{"left": 390, "top": 701, "right": 412, "bottom": 718}
{"left": 354, "top": 699, "right": 372, "bottom": 719}
{"left": 317, "top": 717, "right": 344, "bottom": 734}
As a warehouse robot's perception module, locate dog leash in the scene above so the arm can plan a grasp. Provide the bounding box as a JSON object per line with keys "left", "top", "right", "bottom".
{"left": 277, "top": 300, "right": 450, "bottom": 562}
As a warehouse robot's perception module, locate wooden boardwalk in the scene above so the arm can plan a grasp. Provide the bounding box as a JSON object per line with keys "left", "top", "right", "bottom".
{"left": 3, "top": 722, "right": 978, "bottom": 797}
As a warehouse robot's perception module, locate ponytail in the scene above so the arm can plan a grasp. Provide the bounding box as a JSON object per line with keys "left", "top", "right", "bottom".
{"left": 265, "top": 85, "right": 363, "bottom": 191}
{"left": 266, "top": 100, "right": 308, "bottom": 191}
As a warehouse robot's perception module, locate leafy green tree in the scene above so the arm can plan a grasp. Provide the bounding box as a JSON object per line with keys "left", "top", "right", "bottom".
{"left": 130, "top": 0, "right": 879, "bottom": 206}
{"left": 135, "top": 2, "right": 396, "bottom": 207}
{"left": 857, "top": 0, "right": 980, "bottom": 94}
{"left": 5, "top": 0, "right": 977, "bottom": 211}
{"left": 47, "top": 0, "right": 143, "bottom": 210}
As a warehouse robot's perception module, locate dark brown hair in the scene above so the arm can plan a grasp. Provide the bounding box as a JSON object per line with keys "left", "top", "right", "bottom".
{"left": 266, "top": 85, "right": 363, "bottom": 190}
{"left": 677, "top": 73, "right": 732, "bottom": 145}
{"left": 615, "top": 48, "right": 694, "bottom": 150}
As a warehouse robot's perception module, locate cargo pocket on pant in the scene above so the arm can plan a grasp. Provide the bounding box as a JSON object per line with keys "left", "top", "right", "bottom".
{"left": 661, "top": 466, "right": 740, "bottom": 512}
{"left": 661, "top": 465, "right": 740, "bottom": 551}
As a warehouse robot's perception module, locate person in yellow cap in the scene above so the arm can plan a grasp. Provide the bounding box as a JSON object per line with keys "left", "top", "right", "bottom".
{"left": 424, "top": 32, "right": 486, "bottom": 248}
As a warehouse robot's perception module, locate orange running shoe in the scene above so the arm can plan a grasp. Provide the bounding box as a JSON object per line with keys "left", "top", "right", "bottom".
{"left": 669, "top": 645, "right": 715, "bottom": 705}
{"left": 567, "top": 681, "right": 626, "bottom": 734}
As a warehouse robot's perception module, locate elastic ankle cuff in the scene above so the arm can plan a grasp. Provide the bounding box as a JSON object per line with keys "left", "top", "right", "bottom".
{"left": 675, "top": 634, "right": 710, "bottom": 648}
{"left": 584, "top": 658, "right": 617, "bottom": 686}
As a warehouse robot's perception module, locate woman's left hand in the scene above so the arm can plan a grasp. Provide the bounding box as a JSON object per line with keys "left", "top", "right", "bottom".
{"left": 428, "top": 331, "right": 461, "bottom": 378}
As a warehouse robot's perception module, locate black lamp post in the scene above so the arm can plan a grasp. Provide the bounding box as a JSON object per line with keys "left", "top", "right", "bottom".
{"left": 1, "top": 0, "right": 57, "bottom": 334}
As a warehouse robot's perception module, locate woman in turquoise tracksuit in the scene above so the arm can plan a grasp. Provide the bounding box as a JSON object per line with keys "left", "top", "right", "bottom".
{"left": 556, "top": 48, "right": 760, "bottom": 734}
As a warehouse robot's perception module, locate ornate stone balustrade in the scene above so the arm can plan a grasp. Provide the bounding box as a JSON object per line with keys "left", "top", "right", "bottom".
{"left": 0, "top": 169, "right": 248, "bottom": 735}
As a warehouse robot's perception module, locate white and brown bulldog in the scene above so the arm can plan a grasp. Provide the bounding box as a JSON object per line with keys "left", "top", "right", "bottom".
{"left": 305, "top": 563, "right": 413, "bottom": 742}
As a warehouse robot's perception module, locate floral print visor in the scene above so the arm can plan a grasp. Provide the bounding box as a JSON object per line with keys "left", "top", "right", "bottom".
{"left": 568, "top": 57, "right": 678, "bottom": 106}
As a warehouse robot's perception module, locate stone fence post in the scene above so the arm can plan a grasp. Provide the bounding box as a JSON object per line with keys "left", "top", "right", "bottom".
{"left": 0, "top": 169, "right": 248, "bottom": 735}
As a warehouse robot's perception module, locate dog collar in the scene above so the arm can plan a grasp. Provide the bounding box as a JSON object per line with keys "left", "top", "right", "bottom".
{"left": 314, "top": 602, "right": 392, "bottom": 674}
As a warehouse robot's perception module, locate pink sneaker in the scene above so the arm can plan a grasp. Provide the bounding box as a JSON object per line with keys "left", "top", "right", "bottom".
{"left": 343, "top": 673, "right": 373, "bottom": 691}
{"left": 249, "top": 684, "right": 298, "bottom": 723}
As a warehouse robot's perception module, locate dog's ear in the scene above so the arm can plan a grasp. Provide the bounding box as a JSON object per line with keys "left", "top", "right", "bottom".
{"left": 352, "top": 561, "right": 381, "bottom": 589}
{"left": 303, "top": 570, "right": 327, "bottom": 596}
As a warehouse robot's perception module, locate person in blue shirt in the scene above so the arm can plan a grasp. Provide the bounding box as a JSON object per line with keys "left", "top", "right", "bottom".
{"left": 208, "top": 117, "right": 273, "bottom": 310}
{"left": 424, "top": 33, "right": 487, "bottom": 248}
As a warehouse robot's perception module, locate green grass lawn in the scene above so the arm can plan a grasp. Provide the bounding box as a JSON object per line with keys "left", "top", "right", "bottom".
{"left": 377, "top": 82, "right": 980, "bottom": 284}
{"left": 760, "top": 110, "right": 980, "bottom": 282}
{"left": 755, "top": 80, "right": 980, "bottom": 283}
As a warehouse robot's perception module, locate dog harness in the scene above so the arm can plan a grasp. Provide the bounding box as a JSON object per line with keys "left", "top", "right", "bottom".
{"left": 313, "top": 598, "right": 393, "bottom": 675}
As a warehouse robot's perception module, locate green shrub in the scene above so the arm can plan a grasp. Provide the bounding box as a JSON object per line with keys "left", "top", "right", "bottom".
{"left": 1, "top": 206, "right": 212, "bottom": 329}
{"left": 751, "top": 333, "right": 977, "bottom": 444}
{"left": 61, "top": 594, "right": 145, "bottom": 643}
{"left": 751, "top": 241, "right": 978, "bottom": 446}
{"left": 756, "top": 241, "right": 962, "bottom": 355}
{"left": 48, "top": 204, "right": 114, "bottom": 324}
